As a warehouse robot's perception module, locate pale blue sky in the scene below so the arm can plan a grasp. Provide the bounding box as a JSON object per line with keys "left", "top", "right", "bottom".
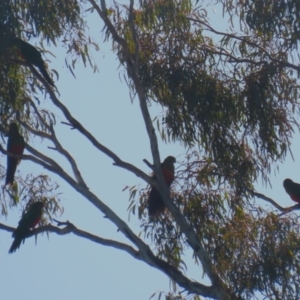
{"left": 0, "top": 2, "right": 299, "bottom": 300}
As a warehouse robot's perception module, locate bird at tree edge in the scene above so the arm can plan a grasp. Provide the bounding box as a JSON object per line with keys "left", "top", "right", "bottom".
{"left": 9, "top": 201, "right": 44, "bottom": 253}
{"left": 148, "top": 156, "right": 176, "bottom": 217}
{"left": 283, "top": 178, "right": 300, "bottom": 204}
{"left": 12, "top": 38, "right": 55, "bottom": 86}
{"left": 5, "top": 123, "right": 26, "bottom": 186}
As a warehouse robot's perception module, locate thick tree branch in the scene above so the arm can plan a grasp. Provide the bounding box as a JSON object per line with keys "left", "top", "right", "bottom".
{"left": 0, "top": 220, "right": 226, "bottom": 299}
{"left": 25, "top": 144, "right": 63, "bottom": 171}
{"left": 3, "top": 124, "right": 218, "bottom": 296}
{"left": 86, "top": 2, "right": 234, "bottom": 298}
{"left": 6, "top": 139, "right": 236, "bottom": 298}
{"left": 0, "top": 141, "right": 155, "bottom": 260}
{"left": 0, "top": 78, "right": 187, "bottom": 298}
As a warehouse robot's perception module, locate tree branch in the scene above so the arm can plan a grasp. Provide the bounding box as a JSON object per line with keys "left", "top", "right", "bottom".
{"left": 188, "top": 17, "right": 300, "bottom": 72}
{"left": 40, "top": 69, "right": 154, "bottom": 185}
{"left": 87, "top": 2, "right": 233, "bottom": 296}
{"left": 48, "top": 124, "right": 88, "bottom": 188}
{"left": 238, "top": 178, "right": 300, "bottom": 213}
{"left": 1, "top": 220, "right": 227, "bottom": 299}
{"left": 16, "top": 102, "right": 88, "bottom": 188}
{"left": 6, "top": 5, "right": 239, "bottom": 298}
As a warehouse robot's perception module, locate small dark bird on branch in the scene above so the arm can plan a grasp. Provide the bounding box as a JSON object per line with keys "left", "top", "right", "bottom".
{"left": 13, "top": 38, "right": 55, "bottom": 86}
{"left": 283, "top": 178, "right": 300, "bottom": 204}
{"left": 5, "top": 123, "right": 25, "bottom": 185}
{"left": 9, "top": 201, "right": 44, "bottom": 253}
{"left": 148, "top": 156, "right": 176, "bottom": 217}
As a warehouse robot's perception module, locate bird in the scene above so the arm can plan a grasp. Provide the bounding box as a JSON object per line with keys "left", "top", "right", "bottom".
{"left": 148, "top": 156, "right": 176, "bottom": 217}
{"left": 5, "top": 123, "right": 26, "bottom": 185}
{"left": 283, "top": 178, "right": 300, "bottom": 204}
{"left": 12, "top": 37, "right": 55, "bottom": 86}
{"left": 9, "top": 201, "right": 44, "bottom": 253}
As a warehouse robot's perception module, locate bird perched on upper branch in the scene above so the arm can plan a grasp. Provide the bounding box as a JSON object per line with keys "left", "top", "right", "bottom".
{"left": 5, "top": 123, "right": 25, "bottom": 185}
{"left": 9, "top": 201, "right": 44, "bottom": 253}
{"left": 12, "top": 37, "right": 55, "bottom": 86}
{"left": 283, "top": 178, "right": 300, "bottom": 204}
{"left": 148, "top": 156, "right": 176, "bottom": 217}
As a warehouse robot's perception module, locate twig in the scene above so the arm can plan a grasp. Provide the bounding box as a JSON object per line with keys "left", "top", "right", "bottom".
{"left": 143, "top": 158, "right": 153, "bottom": 169}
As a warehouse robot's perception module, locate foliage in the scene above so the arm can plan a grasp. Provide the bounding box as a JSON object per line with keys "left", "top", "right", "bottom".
{"left": 1, "top": 0, "right": 300, "bottom": 299}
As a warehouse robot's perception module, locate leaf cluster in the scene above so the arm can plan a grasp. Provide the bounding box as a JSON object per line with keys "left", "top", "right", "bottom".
{"left": 130, "top": 152, "right": 300, "bottom": 299}
{"left": 110, "top": 0, "right": 300, "bottom": 195}
{"left": 221, "top": 0, "right": 300, "bottom": 50}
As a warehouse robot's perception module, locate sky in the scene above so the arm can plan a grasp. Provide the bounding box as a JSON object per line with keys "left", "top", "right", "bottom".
{"left": 0, "top": 2, "right": 300, "bottom": 300}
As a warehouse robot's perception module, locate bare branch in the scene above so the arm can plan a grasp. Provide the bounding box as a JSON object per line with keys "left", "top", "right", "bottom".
{"left": 238, "top": 178, "right": 300, "bottom": 213}
{"left": 278, "top": 204, "right": 300, "bottom": 216}
{"left": 25, "top": 144, "right": 63, "bottom": 171}
{"left": 47, "top": 124, "right": 88, "bottom": 188}
{"left": 253, "top": 190, "right": 286, "bottom": 211}
{"left": 0, "top": 222, "right": 14, "bottom": 233}
{"left": 1, "top": 220, "right": 229, "bottom": 299}
{"left": 17, "top": 106, "right": 88, "bottom": 187}
{"left": 143, "top": 158, "right": 153, "bottom": 170}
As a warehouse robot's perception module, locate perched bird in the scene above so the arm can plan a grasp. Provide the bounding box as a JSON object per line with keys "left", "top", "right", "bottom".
{"left": 148, "top": 156, "right": 176, "bottom": 217}
{"left": 13, "top": 38, "right": 55, "bottom": 86}
{"left": 283, "top": 178, "right": 300, "bottom": 204}
{"left": 5, "top": 123, "right": 25, "bottom": 185}
{"left": 9, "top": 201, "right": 44, "bottom": 253}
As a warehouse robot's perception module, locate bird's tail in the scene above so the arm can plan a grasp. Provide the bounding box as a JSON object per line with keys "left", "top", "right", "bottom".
{"left": 148, "top": 188, "right": 165, "bottom": 217}
{"left": 38, "top": 63, "right": 55, "bottom": 86}
{"left": 5, "top": 159, "right": 18, "bottom": 185}
{"left": 8, "top": 237, "right": 23, "bottom": 254}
